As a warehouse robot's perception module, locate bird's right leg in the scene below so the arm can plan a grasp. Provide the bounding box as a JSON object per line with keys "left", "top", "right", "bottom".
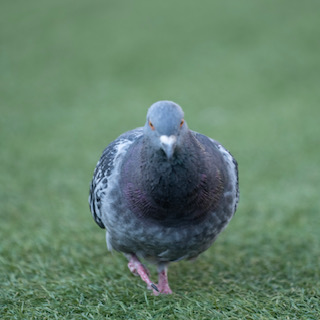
{"left": 157, "top": 263, "right": 172, "bottom": 294}
{"left": 126, "top": 254, "right": 159, "bottom": 293}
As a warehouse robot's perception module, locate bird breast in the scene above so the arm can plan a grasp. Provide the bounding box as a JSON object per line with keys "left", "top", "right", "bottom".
{"left": 119, "top": 140, "right": 225, "bottom": 227}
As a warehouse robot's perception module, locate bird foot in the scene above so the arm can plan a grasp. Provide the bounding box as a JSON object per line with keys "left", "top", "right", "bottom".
{"left": 156, "top": 284, "right": 172, "bottom": 295}
{"left": 127, "top": 255, "right": 172, "bottom": 295}
{"left": 152, "top": 285, "right": 172, "bottom": 296}
{"left": 127, "top": 255, "right": 159, "bottom": 294}
{"left": 154, "top": 268, "right": 172, "bottom": 295}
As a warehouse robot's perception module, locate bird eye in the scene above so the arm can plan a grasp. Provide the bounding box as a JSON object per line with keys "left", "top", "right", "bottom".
{"left": 180, "top": 119, "right": 184, "bottom": 128}
{"left": 149, "top": 121, "right": 155, "bottom": 130}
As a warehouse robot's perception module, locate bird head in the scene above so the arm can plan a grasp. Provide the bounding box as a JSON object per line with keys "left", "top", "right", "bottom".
{"left": 144, "top": 101, "right": 188, "bottom": 159}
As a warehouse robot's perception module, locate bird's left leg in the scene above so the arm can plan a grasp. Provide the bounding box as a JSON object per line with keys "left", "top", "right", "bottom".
{"left": 156, "top": 263, "right": 172, "bottom": 294}
{"left": 126, "top": 254, "right": 159, "bottom": 293}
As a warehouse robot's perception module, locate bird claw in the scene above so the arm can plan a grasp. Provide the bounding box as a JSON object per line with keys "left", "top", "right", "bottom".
{"left": 151, "top": 283, "right": 172, "bottom": 295}
{"left": 151, "top": 283, "right": 159, "bottom": 292}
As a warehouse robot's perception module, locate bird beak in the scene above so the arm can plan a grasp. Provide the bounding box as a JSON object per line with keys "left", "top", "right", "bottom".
{"left": 160, "top": 135, "right": 177, "bottom": 159}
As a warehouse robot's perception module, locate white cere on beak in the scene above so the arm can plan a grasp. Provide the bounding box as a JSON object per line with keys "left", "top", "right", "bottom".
{"left": 160, "top": 135, "right": 177, "bottom": 159}
{"left": 160, "top": 135, "right": 177, "bottom": 145}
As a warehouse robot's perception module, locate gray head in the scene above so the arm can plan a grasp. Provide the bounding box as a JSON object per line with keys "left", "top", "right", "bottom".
{"left": 144, "top": 101, "right": 188, "bottom": 159}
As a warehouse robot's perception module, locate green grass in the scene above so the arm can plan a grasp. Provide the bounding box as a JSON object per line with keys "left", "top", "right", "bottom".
{"left": 1, "top": 0, "right": 320, "bottom": 319}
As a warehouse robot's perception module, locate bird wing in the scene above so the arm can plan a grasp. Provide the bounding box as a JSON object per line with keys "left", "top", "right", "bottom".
{"left": 89, "top": 128, "right": 144, "bottom": 228}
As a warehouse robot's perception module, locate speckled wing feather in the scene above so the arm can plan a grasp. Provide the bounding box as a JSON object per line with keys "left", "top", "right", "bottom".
{"left": 89, "top": 128, "right": 144, "bottom": 228}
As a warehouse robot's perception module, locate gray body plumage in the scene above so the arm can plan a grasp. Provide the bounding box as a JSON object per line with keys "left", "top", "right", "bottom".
{"left": 89, "top": 101, "right": 239, "bottom": 267}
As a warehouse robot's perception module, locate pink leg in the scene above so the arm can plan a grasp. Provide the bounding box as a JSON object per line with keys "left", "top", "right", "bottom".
{"left": 127, "top": 255, "right": 159, "bottom": 294}
{"left": 157, "top": 265, "right": 172, "bottom": 294}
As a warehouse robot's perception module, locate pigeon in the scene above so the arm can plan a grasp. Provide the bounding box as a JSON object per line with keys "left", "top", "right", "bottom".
{"left": 89, "top": 101, "right": 239, "bottom": 294}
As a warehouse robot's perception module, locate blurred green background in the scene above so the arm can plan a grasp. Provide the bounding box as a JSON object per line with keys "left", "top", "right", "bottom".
{"left": 1, "top": 0, "right": 319, "bottom": 318}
